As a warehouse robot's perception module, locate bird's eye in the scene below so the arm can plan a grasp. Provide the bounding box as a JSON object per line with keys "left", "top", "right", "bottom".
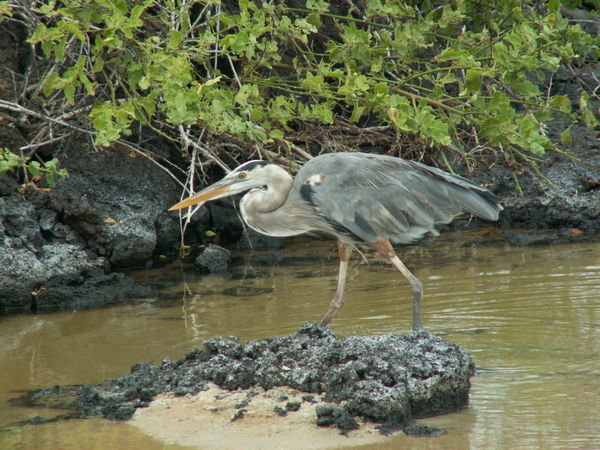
{"left": 238, "top": 172, "right": 247, "bottom": 179}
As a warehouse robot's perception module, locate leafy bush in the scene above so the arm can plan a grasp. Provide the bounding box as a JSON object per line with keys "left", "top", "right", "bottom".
{"left": 0, "top": 148, "right": 68, "bottom": 187}
{"left": 3, "top": 0, "right": 599, "bottom": 182}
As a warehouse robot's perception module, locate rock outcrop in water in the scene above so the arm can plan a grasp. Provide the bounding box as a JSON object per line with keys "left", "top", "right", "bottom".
{"left": 22, "top": 323, "right": 474, "bottom": 434}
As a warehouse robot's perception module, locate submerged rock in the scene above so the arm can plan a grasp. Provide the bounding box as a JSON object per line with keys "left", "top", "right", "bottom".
{"left": 194, "top": 244, "right": 231, "bottom": 274}
{"left": 22, "top": 323, "right": 474, "bottom": 433}
{"left": 237, "top": 228, "right": 283, "bottom": 251}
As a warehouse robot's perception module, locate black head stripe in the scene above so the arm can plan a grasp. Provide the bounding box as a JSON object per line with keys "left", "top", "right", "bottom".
{"left": 234, "top": 160, "right": 270, "bottom": 172}
{"left": 300, "top": 182, "right": 315, "bottom": 205}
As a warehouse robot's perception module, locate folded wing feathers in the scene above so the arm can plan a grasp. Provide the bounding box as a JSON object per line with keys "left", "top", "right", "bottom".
{"left": 298, "top": 153, "right": 502, "bottom": 244}
{"left": 390, "top": 160, "right": 503, "bottom": 222}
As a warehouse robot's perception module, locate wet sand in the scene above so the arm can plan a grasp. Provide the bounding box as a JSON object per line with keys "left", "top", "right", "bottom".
{"left": 132, "top": 383, "right": 391, "bottom": 449}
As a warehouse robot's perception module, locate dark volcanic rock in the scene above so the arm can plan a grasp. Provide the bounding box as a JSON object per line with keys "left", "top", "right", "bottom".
{"left": 494, "top": 150, "right": 600, "bottom": 237}
{"left": 0, "top": 146, "right": 160, "bottom": 313}
{"left": 40, "top": 143, "right": 183, "bottom": 268}
{"left": 316, "top": 404, "right": 360, "bottom": 434}
{"left": 34, "top": 268, "right": 151, "bottom": 312}
{"left": 0, "top": 180, "right": 135, "bottom": 312}
{"left": 194, "top": 244, "right": 231, "bottom": 274}
{"left": 24, "top": 323, "right": 474, "bottom": 432}
{"left": 237, "top": 228, "right": 283, "bottom": 251}
{"left": 403, "top": 424, "right": 446, "bottom": 437}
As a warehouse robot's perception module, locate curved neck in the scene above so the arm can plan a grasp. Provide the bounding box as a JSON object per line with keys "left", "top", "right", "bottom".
{"left": 240, "top": 170, "right": 305, "bottom": 237}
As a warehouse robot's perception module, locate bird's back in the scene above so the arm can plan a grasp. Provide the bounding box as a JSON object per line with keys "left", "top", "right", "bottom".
{"left": 294, "top": 152, "right": 502, "bottom": 244}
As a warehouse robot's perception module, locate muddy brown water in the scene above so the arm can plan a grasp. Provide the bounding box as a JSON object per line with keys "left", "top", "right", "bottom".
{"left": 1, "top": 232, "right": 599, "bottom": 448}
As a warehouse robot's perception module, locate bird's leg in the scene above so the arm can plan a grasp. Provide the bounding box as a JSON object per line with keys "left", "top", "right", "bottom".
{"left": 370, "top": 237, "right": 424, "bottom": 332}
{"left": 319, "top": 241, "right": 353, "bottom": 327}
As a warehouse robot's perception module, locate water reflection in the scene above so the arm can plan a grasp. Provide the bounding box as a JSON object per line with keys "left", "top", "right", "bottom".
{"left": 1, "top": 233, "right": 599, "bottom": 448}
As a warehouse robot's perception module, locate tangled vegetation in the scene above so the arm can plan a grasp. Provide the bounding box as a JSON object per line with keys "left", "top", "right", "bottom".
{"left": 0, "top": 147, "right": 67, "bottom": 186}
{"left": 0, "top": 0, "right": 598, "bottom": 191}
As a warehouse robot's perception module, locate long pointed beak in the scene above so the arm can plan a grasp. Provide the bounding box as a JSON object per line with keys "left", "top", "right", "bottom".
{"left": 168, "top": 180, "right": 234, "bottom": 211}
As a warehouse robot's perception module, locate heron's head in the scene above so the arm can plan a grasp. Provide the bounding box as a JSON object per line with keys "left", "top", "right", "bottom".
{"left": 169, "top": 160, "right": 275, "bottom": 211}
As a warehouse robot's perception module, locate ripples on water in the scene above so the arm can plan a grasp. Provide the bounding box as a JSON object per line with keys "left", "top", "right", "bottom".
{"left": 1, "top": 233, "right": 599, "bottom": 448}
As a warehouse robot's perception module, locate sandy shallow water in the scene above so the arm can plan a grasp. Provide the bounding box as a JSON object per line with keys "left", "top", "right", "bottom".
{"left": 132, "top": 383, "right": 390, "bottom": 449}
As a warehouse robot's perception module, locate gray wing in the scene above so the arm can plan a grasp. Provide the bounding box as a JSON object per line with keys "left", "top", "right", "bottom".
{"left": 294, "top": 152, "right": 502, "bottom": 244}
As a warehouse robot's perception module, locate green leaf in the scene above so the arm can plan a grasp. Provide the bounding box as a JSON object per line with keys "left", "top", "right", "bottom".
{"left": 465, "top": 69, "right": 481, "bottom": 93}
{"left": 559, "top": 128, "right": 572, "bottom": 145}
{"left": 548, "top": 95, "right": 571, "bottom": 114}
{"left": 90, "top": 102, "right": 136, "bottom": 146}
{"left": 547, "top": 0, "right": 561, "bottom": 12}
{"left": 43, "top": 71, "right": 62, "bottom": 97}
{"left": 437, "top": 4, "right": 466, "bottom": 29}
{"left": 579, "top": 91, "right": 589, "bottom": 110}
{"left": 269, "top": 129, "right": 284, "bottom": 139}
{"left": 306, "top": 0, "right": 328, "bottom": 11}
{"left": 63, "top": 83, "right": 75, "bottom": 104}
{"left": 43, "top": 158, "right": 59, "bottom": 171}
{"left": 414, "top": 106, "right": 452, "bottom": 146}
{"left": 510, "top": 79, "right": 541, "bottom": 97}
{"left": 58, "top": 19, "right": 85, "bottom": 42}
{"left": 305, "top": 12, "right": 322, "bottom": 28}
{"left": 581, "top": 109, "right": 598, "bottom": 129}
{"left": 45, "top": 172, "right": 56, "bottom": 187}
{"left": 516, "top": 114, "right": 551, "bottom": 155}
{"left": 27, "top": 161, "right": 41, "bottom": 177}
{"left": 0, "top": 1, "right": 13, "bottom": 21}
{"left": 311, "top": 103, "right": 333, "bottom": 124}
{"left": 0, "top": 148, "right": 23, "bottom": 174}
{"left": 301, "top": 72, "right": 325, "bottom": 94}
{"left": 350, "top": 104, "right": 366, "bottom": 122}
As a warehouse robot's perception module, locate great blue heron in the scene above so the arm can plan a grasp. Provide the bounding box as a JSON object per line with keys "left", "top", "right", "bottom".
{"left": 169, "top": 152, "right": 502, "bottom": 331}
